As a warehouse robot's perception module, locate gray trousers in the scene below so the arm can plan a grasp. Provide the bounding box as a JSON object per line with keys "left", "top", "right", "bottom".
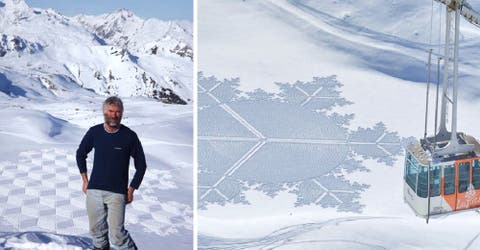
{"left": 86, "top": 189, "right": 136, "bottom": 250}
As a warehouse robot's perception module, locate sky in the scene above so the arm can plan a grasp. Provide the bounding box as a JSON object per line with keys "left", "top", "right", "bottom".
{"left": 25, "top": 0, "right": 192, "bottom": 21}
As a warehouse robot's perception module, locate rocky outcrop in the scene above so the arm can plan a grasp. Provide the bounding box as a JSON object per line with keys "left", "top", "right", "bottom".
{"left": 0, "top": 34, "right": 43, "bottom": 57}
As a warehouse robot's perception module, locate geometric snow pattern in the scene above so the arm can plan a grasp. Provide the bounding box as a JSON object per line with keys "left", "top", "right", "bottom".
{"left": 198, "top": 73, "right": 409, "bottom": 212}
{"left": 0, "top": 148, "right": 191, "bottom": 237}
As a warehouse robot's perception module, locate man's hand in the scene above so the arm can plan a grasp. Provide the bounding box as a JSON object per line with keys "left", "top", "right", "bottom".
{"left": 82, "top": 181, "right": 88, "bottom": 194}
{"left": 81, "top": 173, "right": 88, "bottom": 194}
{"left": 127, "top": 186, "right": 135, "bottom": 204}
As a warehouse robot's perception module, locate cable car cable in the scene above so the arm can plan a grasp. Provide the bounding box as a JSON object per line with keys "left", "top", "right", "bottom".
{"left": 425, "top": 0, "right": 437, "bottom": 224}
{"left": 434, "top": 57, "right": 442, "bottom": 152}
{"left": 424, "top": 49, "right": 433, "bottom": 142}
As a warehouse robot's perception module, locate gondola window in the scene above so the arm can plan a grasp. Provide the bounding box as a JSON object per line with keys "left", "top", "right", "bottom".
{"left": 417, "top": 166, "right": 429, "bottom": 198}
{"left": 444, "top": 165, "right": 455, "bottom": 195}
{"left": 405, "top": 154, "right": 418, "bottom": 192}
{"left": 473, "top": 160, "right": 480, "bottom": 189}
{"left": 430, "top": 166, "right": 441, "bottom": 197}
{"left": 458, "top": 162, "right": 471, "bottom": 193}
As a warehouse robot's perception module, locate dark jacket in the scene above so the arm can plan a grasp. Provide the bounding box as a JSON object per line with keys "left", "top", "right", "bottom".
{"left": 76, "top": 124, "right": 147, "bottom": 194}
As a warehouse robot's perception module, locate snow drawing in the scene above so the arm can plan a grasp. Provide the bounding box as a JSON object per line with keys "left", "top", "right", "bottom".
{"left": 0, "top": 148, "right": 192, "bottom": 237}
{"left": 198, "top": 73, "right": 409, "bottom": 212}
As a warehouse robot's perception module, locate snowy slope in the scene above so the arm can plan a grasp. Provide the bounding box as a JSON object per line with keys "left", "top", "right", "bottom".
{"left": 0, "top": 0, "right": 193, "bottom": 249}
{"left": 0, "top": 0, "right": 192, "bottom": 104}
{"left": 198, "top": 0, "right": 480, "bottom": 249}
{"left": 0, "top": 95, "right": 193, "bottom": 249}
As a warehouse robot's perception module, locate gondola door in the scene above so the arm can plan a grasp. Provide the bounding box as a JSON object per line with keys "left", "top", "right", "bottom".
{"left": 442, "top": 164, "right": 457, "bottom": 212}
{"left": 455, "top": 159, "right": 472, "bottom": 210}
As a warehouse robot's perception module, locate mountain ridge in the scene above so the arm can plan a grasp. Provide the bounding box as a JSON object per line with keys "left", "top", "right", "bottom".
{"left": 0, "top": 0, "right": 192, "bottom": 104}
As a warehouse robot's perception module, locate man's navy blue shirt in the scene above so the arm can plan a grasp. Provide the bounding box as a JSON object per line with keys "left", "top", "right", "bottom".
{"left": 76, "top": 124, "right": 147, "bottom": 194}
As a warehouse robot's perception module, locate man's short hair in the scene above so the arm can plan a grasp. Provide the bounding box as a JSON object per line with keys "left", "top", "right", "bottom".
{"left": 103, "top": 96, "right": 124, "bottom": 112}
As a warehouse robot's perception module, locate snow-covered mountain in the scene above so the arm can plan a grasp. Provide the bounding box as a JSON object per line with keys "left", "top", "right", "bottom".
{"left": 0, "top": 0, "right": 192, "bottom": 104}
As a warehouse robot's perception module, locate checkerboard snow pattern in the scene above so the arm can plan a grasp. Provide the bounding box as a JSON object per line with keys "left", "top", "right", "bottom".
{"left": 0, "top": 149, "right": 87, "bottom": 235}
{"left": 0, "top": 148, "right": 191, "bottom": 237}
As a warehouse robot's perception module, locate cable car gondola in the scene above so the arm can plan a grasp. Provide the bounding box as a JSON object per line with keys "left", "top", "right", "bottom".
{"left": 404, "top": 134, "right": 480, "bottom": 216}
{"left": 403, "top": 0, "right": 480, "bottom": 221}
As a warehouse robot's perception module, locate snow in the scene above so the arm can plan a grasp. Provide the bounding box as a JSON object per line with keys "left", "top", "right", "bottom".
{"left": 0, "top": 0, "right": 192, "bottom": 104}
{"left": 0, "top": 96, "right": 193, "bottom": 249}
{"left": 198, "top": 0, "right": 480, "bottom": 249}
{"left": 0, "top": 0, "right": 192, "bottom": 249}
{"left": 0, "top": 231, "right": 91, "bottom": 250}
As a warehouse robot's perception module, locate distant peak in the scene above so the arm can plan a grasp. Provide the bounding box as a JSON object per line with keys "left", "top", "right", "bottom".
{"left": 100, "top": 8, "right": 142, "bottom": 23}
{"left": 114, "top": 8, "right": 135, "bottom": 18}
{"left": 0, "top": 0, "right": 29, "bottom": 8}
{"left": 117, "top": 8, "right": 131, "bottom": 13}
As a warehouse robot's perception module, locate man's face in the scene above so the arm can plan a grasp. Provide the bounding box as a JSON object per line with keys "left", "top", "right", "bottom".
{"left": 103, "top": 104, "right": 122, "bottom": 127}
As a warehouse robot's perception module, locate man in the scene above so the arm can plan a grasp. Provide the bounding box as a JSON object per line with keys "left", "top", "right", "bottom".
{"left": 76, "top": 96, "right": 147, "bottom": 250}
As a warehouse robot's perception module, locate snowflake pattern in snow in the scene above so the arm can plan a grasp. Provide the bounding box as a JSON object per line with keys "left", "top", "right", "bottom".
{"left": 198, "top": 73, "right": 409, "bottom": 212}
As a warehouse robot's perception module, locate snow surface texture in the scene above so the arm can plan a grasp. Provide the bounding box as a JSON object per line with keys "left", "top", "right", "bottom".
{"left": 198, "top": 215, "right": 480, "bottom": 250}
{"left": 0, "top": 148, "right": 190, "bottom": 236}
{"left": 0, "top": 0, "right": 192, "bottom": 104}
{"left": 198, "top": 0, "right": 480, "bottom": 249}
{"left": 198, "top": 73, "right": 408, "bottom": 212}
{"left": 0, "top": 231, "right": 91, "bottom": 250}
